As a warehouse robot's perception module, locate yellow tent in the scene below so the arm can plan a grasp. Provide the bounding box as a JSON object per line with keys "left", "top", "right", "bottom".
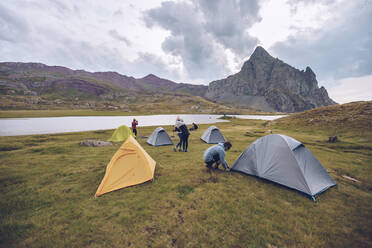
{"left": 95, "top": 135, "right": 156, "bottom": 197}
{"left": 108, "top": 125, "right": 134, "bottom": 142}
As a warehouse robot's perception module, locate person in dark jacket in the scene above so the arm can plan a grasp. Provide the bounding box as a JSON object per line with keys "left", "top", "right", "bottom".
{"left": 179, "top": 123, "right": 190, "bottom": 152}
{"left": 189, "top": 122, "right": 198, "bottom": 131}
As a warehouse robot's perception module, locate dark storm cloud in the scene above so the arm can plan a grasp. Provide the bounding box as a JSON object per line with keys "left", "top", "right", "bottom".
{"left": 195, "top": 0, "right": 260, "bottom": 55}
{"left": 108, "top": 29, "right": 132, "bottom": 46}
{"left": 0, "top": 2, "right": 29, "bottom": 42}
{"left": 271, "top": 2, "right": 372, "bottom": 82}
{"left": 143, "top": 0, "right": 260, "bottom": 82}
{"left": 144, "top": 1, "right": 231, "bottom": 81}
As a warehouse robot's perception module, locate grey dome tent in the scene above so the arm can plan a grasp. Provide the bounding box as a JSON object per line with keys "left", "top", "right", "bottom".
{"left": 146, "top": 127, "right": 174, "bottom": 146}
{"left": 201, "top": 126, "right": 226, "bottom": 144}
{"left": 231, "top": 134, "right": 336, "bottom": 200}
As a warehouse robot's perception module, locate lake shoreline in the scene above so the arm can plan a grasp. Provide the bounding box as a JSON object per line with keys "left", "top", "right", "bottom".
{"left": 0, "top": 109, "right": 286, "bottom": 118}
{"left": 0, "top": 114, "right": 285, "bottom": 137}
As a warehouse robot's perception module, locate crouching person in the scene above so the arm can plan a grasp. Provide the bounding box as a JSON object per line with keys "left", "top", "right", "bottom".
{"left": 203, "top": 141, "right": 232, "bottom": 171}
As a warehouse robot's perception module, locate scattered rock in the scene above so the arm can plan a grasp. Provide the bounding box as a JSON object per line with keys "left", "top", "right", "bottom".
{"left": 342, "top": 175, "right": 360, "bottom": 183}
{"left": 328, "top": 136, "right": 339, "bottom": 143}
{"left": 80, "top": 139, "right": 112, "bottom": 147}
{"left": 266, "top": 243, "right": 278, "bottom": 248}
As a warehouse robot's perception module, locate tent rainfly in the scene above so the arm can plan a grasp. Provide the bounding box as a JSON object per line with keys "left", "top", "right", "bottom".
{"left": 231, "top": 134, "right": 336, "bottom": 200}
{"left": 146, "top": 127, "right": 174, "bottom": 146}
{"left": 201, "top": 126, "right": 226, "bottom": 144}
{"left": 95, "top": 135, "right": 156, "bottom": 197}
{"left": 108, "top": 125, "right": 134, "bottom": 142}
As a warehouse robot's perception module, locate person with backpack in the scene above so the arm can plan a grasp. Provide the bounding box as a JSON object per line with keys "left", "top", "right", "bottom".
{"left": 179, "top": 122, "right": 190, "bottom": 152}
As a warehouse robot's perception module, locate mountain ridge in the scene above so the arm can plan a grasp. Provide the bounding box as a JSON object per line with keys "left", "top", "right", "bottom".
{"left": 206, "top": 46, "right": 336, "bottom": 112}
{"left": 1, "top": 47, "right": 337, "bottom": 113}
{"left": 0, "top": 62, "right": 208, "bottom": 96}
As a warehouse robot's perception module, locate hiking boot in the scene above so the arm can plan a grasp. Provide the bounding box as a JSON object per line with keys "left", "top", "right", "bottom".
{"left": 173, "top": 147, "right": 176, "bottom": 152}
{"left": 178, "top": 149, "right": 182, "bottom": 152}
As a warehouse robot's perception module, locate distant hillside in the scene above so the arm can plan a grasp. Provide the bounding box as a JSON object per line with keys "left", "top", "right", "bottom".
{"left": 1, "top": 59, "right": 339, "bottom": 115}
{"left": 272, "top": 101, "right": 372, "bottom": 132}
{"left": 206, "top": 46, "right": 336, "bottom": 112}
{"left": 0, "top": 62, "right": 207, "bottom": 98}
{"left": 1, "top": 62, "right": 243, "bottom": 113}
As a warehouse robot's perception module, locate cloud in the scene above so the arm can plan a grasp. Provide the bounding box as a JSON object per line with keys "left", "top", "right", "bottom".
{"left": 1, "top": 0, "right": 370, "bottom": 96}
{"left": 0, "top": 1, "right": 176, "bottom": 80}
{"left": 143, "top": 0, "right": 261, "bottom": 82}
{"left": 144, "top": 1, "right": 229, "bottom": 82}
{"left": 0, "top": 2, "right": 30, "bottom": 42}
{"left": 271, "top": 1, "right": 372, "bottom": 82}
{"left": 108, "top": 29, "right": 131, "bottom": 46}
{"left": 328, "top": 74, "right": 372, "bottom": 104}
{"left": 195, "top": 0, "right": 260, "bottom": 55}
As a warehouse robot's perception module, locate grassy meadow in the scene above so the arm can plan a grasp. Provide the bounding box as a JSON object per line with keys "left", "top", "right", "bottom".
{"left": 0, "top": 116, "right": 371, "bottom": 247}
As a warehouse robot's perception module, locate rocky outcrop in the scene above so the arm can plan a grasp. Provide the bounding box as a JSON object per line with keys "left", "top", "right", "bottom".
{"left": 80, "top": 140, "right": 112, "bottom": 147}
{"left": 205, "top": 46, "right": 336, "bottom": 112}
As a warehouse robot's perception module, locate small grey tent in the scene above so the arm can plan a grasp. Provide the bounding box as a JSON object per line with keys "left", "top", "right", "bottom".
{"left": 201, "top": 126, "right": 226, "bottom": 144}
{"left": 231, "top": 134, "right": 336, "bottom": 200}
{"left": 147, "top": 127, "right": 174, "bottom": 146}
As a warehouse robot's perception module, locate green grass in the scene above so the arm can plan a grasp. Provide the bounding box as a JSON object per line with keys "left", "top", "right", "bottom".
{"left": 0, "top": 118, "right": 371, "bottom": 247}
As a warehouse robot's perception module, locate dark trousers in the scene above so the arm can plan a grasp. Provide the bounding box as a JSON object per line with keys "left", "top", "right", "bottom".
{"left": 133, "top": 129, "right": 137, "bottom": 136}
{"left": 175, "top": 133, "right": 182, "bottom": 149}
{"left": 182, "top": 134, "right": 189, "bottom": 151}
{"left": 205, "top": 154, "right": 220, "bottom": 168}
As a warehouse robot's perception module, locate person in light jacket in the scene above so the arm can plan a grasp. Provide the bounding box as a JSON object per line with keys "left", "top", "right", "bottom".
{"left": 203, "top": 141, "right": 232, "bottom": 170}
{"left": 173, "top": 126, "right": 183, "bottom": 152}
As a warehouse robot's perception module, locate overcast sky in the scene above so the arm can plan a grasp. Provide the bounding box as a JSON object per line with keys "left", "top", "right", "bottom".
{"left": 0, "top": 0, "right": 371, "bottom": 103}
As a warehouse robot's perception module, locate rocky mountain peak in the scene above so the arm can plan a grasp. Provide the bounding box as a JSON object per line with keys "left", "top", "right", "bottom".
{"left": 250, "top": 46, "right": 274, "bottom": 61}
{"left": 241, "top": 46, "right": 276, "bottom": 73}
{"left": 205, "top": 47, "right": 337, "bottom": 113}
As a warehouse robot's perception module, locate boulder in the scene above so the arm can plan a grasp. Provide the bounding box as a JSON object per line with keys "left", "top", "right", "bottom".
{"left": 80, "top": 139, "right": 112, "bottom": 147}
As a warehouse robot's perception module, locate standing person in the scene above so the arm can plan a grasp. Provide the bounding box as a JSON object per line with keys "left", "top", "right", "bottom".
{"left": 175, "top": 116, "right": 189, "bottom": 152}
{"left": 203, "top": 141, "right": 232, "bottom": 171}
{"left": 131, "top": 118, "right": 138, "bottom": 137}
{"left": 173, "top": 126, "right": 183, "bottom": 152}
{"left": 179, "top": 123, "right": 190, "bottom": 152}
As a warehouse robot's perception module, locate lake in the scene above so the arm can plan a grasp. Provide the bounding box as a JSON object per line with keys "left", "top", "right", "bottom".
{"left": 0, "top": 114, "right": 285, "bottom": 136}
